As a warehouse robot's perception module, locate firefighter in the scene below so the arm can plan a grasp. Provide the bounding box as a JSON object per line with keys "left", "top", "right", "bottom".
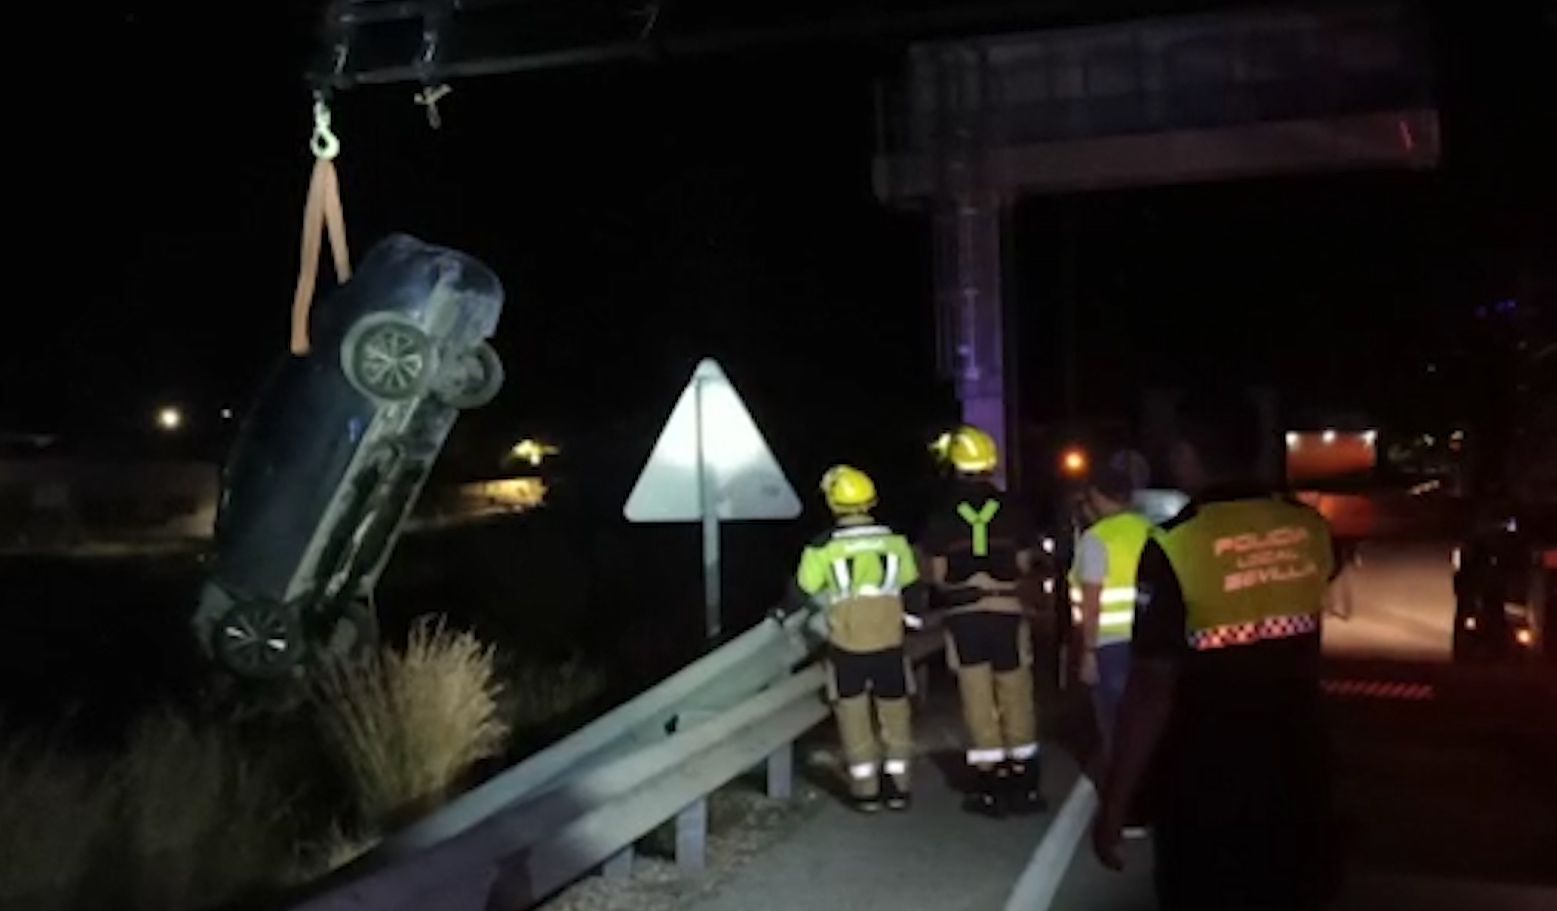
{"left": 920, "top": 426, "right": 1045, "bottom": 816}
{"left": 792, "top": 465, "right": 923, "bottom": 812}
{"left": 1070, "top": 452, "right": 1153, "bottom": 763}
{"left": 1094, "top": 389, "right": 1337, "bottom": 911}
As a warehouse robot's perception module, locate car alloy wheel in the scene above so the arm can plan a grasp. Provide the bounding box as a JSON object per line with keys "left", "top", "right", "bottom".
{"left": 342, "top": 313, "right": 436, "bottom": 401}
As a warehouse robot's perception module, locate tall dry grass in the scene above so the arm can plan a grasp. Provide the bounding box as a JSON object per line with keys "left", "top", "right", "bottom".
{"left": 311, "top": 616, "right": 510, "bottom": 826}
{"left": 0, "top": 736, "right": 113, "bottom": 911}
{"left": 1, "top": 620, "right": 598, "bottom": 910}
{"left": 291, "top": 822, "right": 382, "bottom": 882}
{"left": 505, "top": 657, "right": 607, "bottom": 730}
{"left": 0, "top": 715, "right": 295, "bottom": 911}
{"left": 119, "top": 712, "right": 296, "bottom": 911}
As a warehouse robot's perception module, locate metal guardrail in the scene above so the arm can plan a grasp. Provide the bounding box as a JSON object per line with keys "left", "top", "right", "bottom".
{"left": 376, "top": 611, "right": 815, "bottom": 858}
{"left": 290, "top": 614, "right": 945, "bottom": 911}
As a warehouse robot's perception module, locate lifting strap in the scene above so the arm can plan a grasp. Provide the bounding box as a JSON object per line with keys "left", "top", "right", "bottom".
{"left": 290, "top": 100, "right": 351, "bottom": 356}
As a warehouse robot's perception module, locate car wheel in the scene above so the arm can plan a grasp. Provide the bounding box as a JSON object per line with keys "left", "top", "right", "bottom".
{"left": 434, "top": 341, "right": 505, "bottom": 409}
{"left": 342, "top": 313, "right": 436, "bottom": 401}
{"left": 214, "top": 600, "right": 303, "bottom": 678}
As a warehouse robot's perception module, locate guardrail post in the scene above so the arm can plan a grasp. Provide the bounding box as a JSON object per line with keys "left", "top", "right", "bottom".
{"left": 676, "top": 798, "right": 708, "bottom": 874}
{"left": 766, "top": 743, "right": 793, "bottom": 800}
{"left": 603, "top": 846, "right": 634, "bottom": 882}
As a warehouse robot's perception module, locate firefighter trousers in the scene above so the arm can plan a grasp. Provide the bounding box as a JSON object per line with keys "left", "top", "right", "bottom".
{"left": 827, "top": 645, "right": 913, "bottom": 797}
{"left": 945, "top": 611, "right": 1037, "bottom": 768}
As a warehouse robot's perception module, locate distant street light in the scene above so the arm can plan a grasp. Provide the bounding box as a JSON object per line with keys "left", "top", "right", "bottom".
{"left": 157, "top": 406, "right": 184, "bottom": 432}
{"left": 1060, "top": 446, "right": 1088, "bottom": 478}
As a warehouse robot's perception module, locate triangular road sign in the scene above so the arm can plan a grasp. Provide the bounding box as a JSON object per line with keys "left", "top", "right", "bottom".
{"left": 624, "top": 359, "right": 802, "bottom": 523}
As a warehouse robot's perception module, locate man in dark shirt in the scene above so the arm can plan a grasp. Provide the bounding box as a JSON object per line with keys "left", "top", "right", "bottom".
{"left": 1094, "top": 390, "right": 1337, "bottom": 911}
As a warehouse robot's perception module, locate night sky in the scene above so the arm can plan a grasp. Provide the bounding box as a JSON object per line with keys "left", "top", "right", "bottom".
{"left": 13, "top": 1, "right": 1555, "bottom": 491}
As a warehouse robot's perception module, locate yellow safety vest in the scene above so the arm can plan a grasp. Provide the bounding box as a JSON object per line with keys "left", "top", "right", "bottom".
{"left": 796, "top": 520, "right": 920, "bottom": 653}
{"left": 1156, "top": 498, "right": 1332, "bottom": 651}
{"left": 1069, "top": 512, "right": 1153, "bottom": 646}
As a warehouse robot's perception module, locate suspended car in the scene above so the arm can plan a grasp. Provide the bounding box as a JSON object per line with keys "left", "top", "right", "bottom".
{"left": 191, "top": 234, "right": 506, "bottom": 679}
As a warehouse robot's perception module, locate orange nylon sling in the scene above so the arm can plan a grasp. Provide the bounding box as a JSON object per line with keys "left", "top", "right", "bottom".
{"left": 289, "top": 101, "right": 352, "bottom": 356}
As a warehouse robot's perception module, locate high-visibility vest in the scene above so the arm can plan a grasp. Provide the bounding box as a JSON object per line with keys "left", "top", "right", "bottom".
{"left": 1069, "top": 512, "right": 1153, "bottom": 645}
{"left": 796, "top": 518, "right": 921, "bottom": 653}
{"left": 797, "top": 522, "right": 920, "bottom": 604}
{"left": 1155, "top": 497, "right": 1333, "bottom": 651}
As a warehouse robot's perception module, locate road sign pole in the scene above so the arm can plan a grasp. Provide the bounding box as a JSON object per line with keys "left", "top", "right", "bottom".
{"left": 623, "top": 359, "right": 801, "bottom": 639}
{"left": 695, "top": 376, "right": 721, "bottom": 639}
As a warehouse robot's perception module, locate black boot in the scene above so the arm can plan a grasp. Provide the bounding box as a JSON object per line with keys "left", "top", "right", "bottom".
{"left": 882, "top": 774, "right": 912, "bottom": 812}
{"left": 1005, "top": 757, "right": 1048, "bottom": 815}
{"left": 962, "top": 767, "right": 1004, "bottom": 818}
{"left": 850, "top": 791, "right": 883, "bottom": 813}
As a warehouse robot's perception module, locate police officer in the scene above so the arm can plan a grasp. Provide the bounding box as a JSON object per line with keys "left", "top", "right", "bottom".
{"left": 920, "top": 426, "right": 1045, "bottom": 816}
{"left": 1070, "top": 451, "right": 1153, "bottom": 764}
{"left": 792, "top": 465, "right": 923, "bottom": 812}
{"left": 1094, "top": 390, "right": 1337, "bottom": 911}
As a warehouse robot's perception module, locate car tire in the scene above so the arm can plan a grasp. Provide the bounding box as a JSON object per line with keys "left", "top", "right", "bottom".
{"left": 213, "top": 600, "right": 304, "bottom": 679}
{"left": 434, "top": 341, "right": 505, "bottom": 409}
{"left": 342, "top": 313, "right": 437, "bottom": 402}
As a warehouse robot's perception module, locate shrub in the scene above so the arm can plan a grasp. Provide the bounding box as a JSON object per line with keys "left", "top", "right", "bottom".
{"left": 0, "top": 714, "right": 294, "bottom": 911}
{"left": 292, "top": 822, "right": 381, "bottom": 881}
{"left": 311, "top": 616, "right": 510, "bottom": 827}
{"left": 118, "top": 712, "right": 295, "bottom": 911}
{"left": 505, "top": 656, "right": 607, "bottom": 731}
{"left": 0, "top": 736, "right": 112, "bottom": 911}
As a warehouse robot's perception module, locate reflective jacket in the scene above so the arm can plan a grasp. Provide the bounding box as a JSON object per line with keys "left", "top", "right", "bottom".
{"left": 796, "top": 516, "right": 921, "bottom": 653}
{"left": 1068, "top": 511, "right": 1153, "bottom": 646}
{"left": 919, "top": 480, "right": 1037, "bottom": 616}
{"left": 1155, "top": 497, "right": 1333, "bottom": 652}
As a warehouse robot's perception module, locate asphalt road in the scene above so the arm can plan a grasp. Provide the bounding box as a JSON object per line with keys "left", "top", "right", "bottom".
{"left": 677, "top": 541, "right": 1555, "bottom": 911}
{"left": 1321, "top": 539, "right": 1457, "bottom": 661}
{"left": 681, "top": 681, "right": 1084, "bottom": 911}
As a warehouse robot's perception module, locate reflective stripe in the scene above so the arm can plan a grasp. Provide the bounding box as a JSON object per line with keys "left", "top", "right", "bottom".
{"left": 1073, "top": 585, "right": 1136, "bottom": 606}
{"left": 857, "top": 550, "right": 905, "bottom": 597}
{"left": 1009, "top": 742, "right": 1039, "bottom": 761}
{"left": 966, "top": 747, "right": 1007, "bottom": 765}
{"left": 882, "top": 552, "right": 901, "bottom": 594}
{"left": 957, "top": 500, "right": 1002, "bottom": 557}
{"left": 856, "top": 584, "right": 902, "bottom": 597}
{"left": 831, "top": 559, "right": 852, "bottom": 594}
{"left": 832, "top": 525, "right": 890, "bottom": 539}
{"left": 883, "top": 759, "right": 909, "bottom": 776}
{"left": 1099, "top": 586, "right": 1137, "bottom": 605}
{"left": 1071, "top": 587, "right": 1136, "bottom": 632}
{"left": 848, "top": 762, "right": 878, "bottom": 780}
{"left": 1188, "top": 613, "right": 1319, "bottom": 651}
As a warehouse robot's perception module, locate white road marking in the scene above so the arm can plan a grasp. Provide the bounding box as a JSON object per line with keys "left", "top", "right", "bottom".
{"left": 1002, "top": 776, "right": 1098, "bottom": 911}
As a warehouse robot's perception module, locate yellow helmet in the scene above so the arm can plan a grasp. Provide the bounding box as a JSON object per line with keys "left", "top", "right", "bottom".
{"left": 934, "top": 425, "right": 998, "bottom": 474}
{"left": 820, "top": 465, "right": 877, "bottom": 515}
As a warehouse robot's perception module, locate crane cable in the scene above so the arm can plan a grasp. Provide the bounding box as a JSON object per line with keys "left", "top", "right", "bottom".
{"left": 289, "top": 98, "right": 352, "bottom": 356}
